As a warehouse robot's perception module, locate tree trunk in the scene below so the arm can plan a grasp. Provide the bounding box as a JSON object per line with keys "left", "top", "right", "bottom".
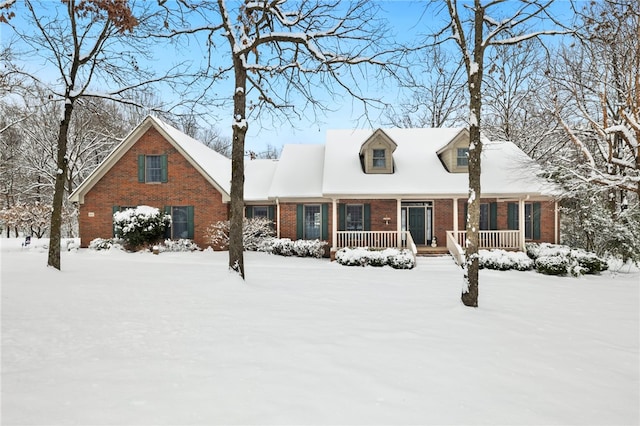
{"left": 47, "top": 101, "right": 73, "bottom": 270}
{"left": 461, "top": 2, "right": 484, "bottom": 307}
{"left": 228, "top": 59, "right": 247, "bottom": 279}
{"left": 462, "top": 121, "right": 482, "bottom": 307}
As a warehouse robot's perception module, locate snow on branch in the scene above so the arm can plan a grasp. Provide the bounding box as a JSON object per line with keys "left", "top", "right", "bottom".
{"left": 606, "top": 124, "right": 638, "bottom": 150}
{"left": 490, "top": 30, "right": 572, "bottom": 46}
{"left": 556, "top": 114, "right": 596, "bottom": 168}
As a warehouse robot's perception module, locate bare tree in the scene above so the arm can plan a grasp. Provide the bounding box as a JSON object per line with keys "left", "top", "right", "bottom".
{"left": 4, "top": 0, "right": 184, "bottom": 269}
{"left": 429, "top": 0, "right": 570, "bottom": 307}
{"left": 175, "top": 114, "right": 232, "bottom": 158}
{"left": 537, "top": 0, "right": 640, "bottom": 263}
{"left": 163, "top": 0, "right": 396, "bottom": 278}
{"left": 387, "top": 45, "right": 467, "bottom": 128}
{"left": 550, "top": 0, "right": 639, "bottom": 203}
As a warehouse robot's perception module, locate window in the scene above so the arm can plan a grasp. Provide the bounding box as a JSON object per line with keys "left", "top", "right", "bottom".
{"left": 507, "top": 202, "right": 540, "bottom": 240}
{"left": 165, "top": 206, "right": 194, "bottom": 239}
{"left": 479, "top": 203, "right": 489, "bottom": 230}
{"left": 373, "top": 149, "right": 386, "bottom": 168}
{"left": 524, "top": 203, "right": 534, "bottom": 240}
{"left": 303, "top": 205, "right": 321, "bottom": 239}
{"left": 246, "top": 206, "right": 274, "bottom": 221}
{"left": 253, "top": 206, "right": 269, "bottom": 218}
{"left": 146, "top": 156, "right": 162, "bottom": 182}
{"left": 457, "top": 148, "right": 469, "bottom": 167}
{"left": 346, "top": 204, "right": 363, "bottom": 231}
{"left": 171, "top": 206, "right": 189, "bottom": 239}
{"left": 138, "top": 154, "right": 168, "bottom": 183}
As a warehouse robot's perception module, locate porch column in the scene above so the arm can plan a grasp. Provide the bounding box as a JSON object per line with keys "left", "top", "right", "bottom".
{"left": 452, "top": 197, "right": 458, "bottom": 233}
{"left": 519, "top": 198, "right": 526, "bottom": 250}
{"left": 276, "top": 198, "right": 281, "bottom": 239}
{"left": 396, "top": 198, "right": 402, "bottom": 247}
{"left": 332, "top": 198, "right": 337, "bottom": 250}
{"left": 554, "top": 200, "right": 559, "bottom": 244}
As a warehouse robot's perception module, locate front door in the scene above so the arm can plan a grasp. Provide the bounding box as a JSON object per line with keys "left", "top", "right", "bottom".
{"left": 408, "top": 207, "right": 426, "bottom": 245}
{"left": 402, "top": 202, "right": 433, "bottom": 246}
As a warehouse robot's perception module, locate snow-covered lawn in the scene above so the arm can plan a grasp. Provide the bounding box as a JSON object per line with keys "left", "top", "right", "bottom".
{"left": 1, "top": 239, "right": 638, "bottom": 425}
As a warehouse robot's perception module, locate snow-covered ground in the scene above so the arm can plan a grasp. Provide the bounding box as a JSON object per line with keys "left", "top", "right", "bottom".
{"left": 1, "top": 238, "right": 638, "bottom": 425}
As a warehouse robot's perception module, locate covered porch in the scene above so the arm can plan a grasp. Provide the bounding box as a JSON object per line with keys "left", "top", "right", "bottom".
{"left": 330, "top": 197, "right": 557, "bottom": 262}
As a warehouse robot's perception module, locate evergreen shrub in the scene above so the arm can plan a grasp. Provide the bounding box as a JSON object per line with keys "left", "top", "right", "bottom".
{"left": 88, "top": 238, "right": 124, "bottom": 251}
{"left": 527, "top": 243, "right": 608, "bottom": 276}
{"left": 478, "top": 249, "right": 534, "bottom": 271}
{"left": 335, "top": 247, "right": 415, "bottom": 269}
{"left": 158, "top": 239, "right": 201, "bottom": 252}
{"left": 113, "top": 206, "right": 171, "bottom": 250}
{"left": 258, "top": 238, "right": 327, "bottom": 258}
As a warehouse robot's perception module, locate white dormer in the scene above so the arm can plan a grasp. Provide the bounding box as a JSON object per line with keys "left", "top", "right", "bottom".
{"left": 359, "top": 129, "right": 397, "bottom": 174}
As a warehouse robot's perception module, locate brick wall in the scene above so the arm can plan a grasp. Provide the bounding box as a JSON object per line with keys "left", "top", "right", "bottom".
{"left": 277, "top": 198, "right": 557, "bottom": 247}
{"left": 78, "top": 127, "right": 228, "bottom": 248}
{"left": 454, "top": 198, "right": 557, "bottom": 244}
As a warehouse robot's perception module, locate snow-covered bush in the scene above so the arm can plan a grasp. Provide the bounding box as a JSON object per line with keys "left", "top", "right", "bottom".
{"left": 157, "top": 239, "right": 200, "bottom": 252}
{"left": 89, "top": 238, "right": 124, "bottom": 251}
{"left": 535, "top": 255, "right": 573, "bottom": 276}
{"left": 113, "top": 206, "right": 171, "bottom": 250}
{"left": 527, "top": 243, "right": 608, "bottom": 276}
{"left": 335, "top": 247, "right": 415, "bottom": 269}
{"left": 366, "top": 250, "right": 387, "bottom": 267}
{"left": 571, "top": 249, "right": 609, "bottom": 275}
{"left": 258, "top": 238, "right": 327, "bottom": 258}
{"left": 205, "top": 217, "right": 274, "bottom": 250}
{"left": 263, "top": 237, "right": 294, "bottom": 256}
{"left": 478, "top": 249, "right": 534, "bottom": 271}
{"left": 560, "top": 193, "right": 640, "bottom": 265}
{"left": 387, "top": 250, "right": 416, "bottom": 270}
{"left": 293, "top": 239, "right": 327, "bottom": 258}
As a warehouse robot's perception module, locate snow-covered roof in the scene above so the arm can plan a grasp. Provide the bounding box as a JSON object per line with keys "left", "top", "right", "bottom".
{"left": 148, "top": 116, "right": 232, "bottom": 196}
{"left": 70, "top": 116, "right": 556, "bottom": 206}
{"left": 268, "top": 144, "right": 325, "bottom": 199}
{"left": 244, "top": 159, "right": 279, "bottom": 201}
{"left": 319, "top": 128, "right": 556, "bottom": 198}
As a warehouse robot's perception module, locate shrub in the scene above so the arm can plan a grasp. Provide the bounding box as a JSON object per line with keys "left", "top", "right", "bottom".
{"left": 528, "top": 243, "right": 608, "bottom": 276}
{"left": 158, "top": 239, "right": 201, "bottom": 252}
{"left": 258, "top": 238, "right": 327, "bottom": 258}
{"left": 205, "top": 217, "right": 275, "bottom": 250}
{"left": 478, "top": 249, "right": 533, "bottom": 271}
{"left": 535, "top": 255, "right": 571, "bottom": 276}
{"left": 387, "top": 250, "right": 416, "bottom": 269}
{"left": 89, "top": 238, "right": 124, "bottom": 251}
{"left": 266, "top": 238, "right": 295, "bottom": 256}
{"left": 335, "top": 247, "right": 368, "bottom": 266}
{"left": 335, "top": 247, "right": 415, "bottom": 269}
{"left": 571, "top": 249, "right": 609, "bottom": 274}
{"left": 113, "top": 206, "right": 170, "bottom": 250}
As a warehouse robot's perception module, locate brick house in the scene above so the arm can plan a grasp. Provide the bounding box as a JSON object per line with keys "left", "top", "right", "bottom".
{"left": 70, "top": 116, "right": 560, "bottom": 260}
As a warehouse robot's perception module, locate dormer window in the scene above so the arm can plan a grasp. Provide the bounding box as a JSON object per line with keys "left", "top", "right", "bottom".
{"left": 373, "top": 149, "right": 386, "bottom": 168}
{"left": 359, "top": 129, "right": 397, "bottom": 174}
{"left": 457, "top": 148, "right": 469, "bottom": 167}
{"left": 436, "top": 129, "right": 471, "bottom": 173}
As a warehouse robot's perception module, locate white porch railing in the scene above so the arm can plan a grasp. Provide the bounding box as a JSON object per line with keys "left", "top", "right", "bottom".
{"left": 336, "top": 231, "right": 417, "bottom": 257}
{"left": 446, "top": 231, "right": 465, "bottom": 266}
{"left": 446, "top": 230, "right": 521, "bottom": 265}
{"left": 449, "top": 230, "right": 521, "bottom": 250}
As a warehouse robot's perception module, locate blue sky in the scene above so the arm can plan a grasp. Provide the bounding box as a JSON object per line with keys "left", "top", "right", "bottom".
{"left": 2, "top": 1, "right": 576, "bottom": 154}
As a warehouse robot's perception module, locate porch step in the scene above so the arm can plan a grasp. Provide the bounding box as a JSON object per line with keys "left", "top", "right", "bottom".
{"left": 415, "top": 246, "right": 449, "bottom": 256}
